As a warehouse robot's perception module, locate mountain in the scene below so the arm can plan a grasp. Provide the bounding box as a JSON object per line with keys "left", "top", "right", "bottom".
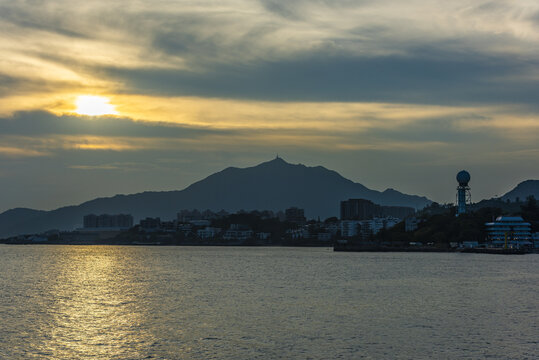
{"left": 501, "top": 180, "right": 539, "bottom": 202}
{"left": 0, "top": 157, "right": 431, "bottom": 237}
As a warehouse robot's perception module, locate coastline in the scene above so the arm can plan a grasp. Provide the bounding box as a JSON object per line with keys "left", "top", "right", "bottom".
{"left": 333, "top": 243, "right": 534, "bottom": 254}
{"left": 1, "top": 241, "right": 535, "bottom": 254}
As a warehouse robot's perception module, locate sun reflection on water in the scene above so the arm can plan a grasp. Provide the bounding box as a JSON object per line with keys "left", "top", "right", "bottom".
{"left": 42, "top": 247, "right": 154, "bottom": 359}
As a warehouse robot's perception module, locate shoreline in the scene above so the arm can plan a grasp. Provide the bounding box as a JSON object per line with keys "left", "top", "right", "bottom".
{"left": 1, "top": 242, "right": 536, "bottom": 254}
{"left": 333, "top": 243, "right": 534, "bottom": 254}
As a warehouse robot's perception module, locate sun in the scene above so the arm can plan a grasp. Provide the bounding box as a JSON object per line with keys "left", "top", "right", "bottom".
{"left": 74, "top": 95, "right": 118, "bottom": 116}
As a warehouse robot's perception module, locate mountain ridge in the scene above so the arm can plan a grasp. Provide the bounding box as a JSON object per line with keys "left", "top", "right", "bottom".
{"left": 0, "top": 157, "right": 431, "bottom": 237}
{"left": 501, "top": 180, "right": 539, "bottom": 202}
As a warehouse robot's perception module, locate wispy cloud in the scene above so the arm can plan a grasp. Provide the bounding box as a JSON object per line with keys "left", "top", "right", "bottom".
{"left": 0, "top": 146, "right": 49, "bottom": 158}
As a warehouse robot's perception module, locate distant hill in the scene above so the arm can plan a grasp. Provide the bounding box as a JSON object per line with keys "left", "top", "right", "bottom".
{"left": 0, "top": 157, "right": 431, "bottom": 237}
{"left": 501, "top": 180, "right": 539, "bottom": 202}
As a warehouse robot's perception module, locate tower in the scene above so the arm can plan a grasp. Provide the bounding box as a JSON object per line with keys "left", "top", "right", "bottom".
{"left": 456, "top": 170, "right": 471, "bottom": 215}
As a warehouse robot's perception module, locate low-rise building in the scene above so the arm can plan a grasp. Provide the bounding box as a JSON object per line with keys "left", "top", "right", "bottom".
{"left": 341, "top": 220, "right": 361, "bottom": 238}
{"left": 285, "top": 228, "right": 309, "bottom": 239}
{"left": 485, "top": 216, "right": 532, "bottom": 248}
{"left": 83, "top": 213, "right": 133, "bottom": 230}
{"left": 189, "top": 219, "right": 211, "bottom": 227}
{"left": 223, "top": 224, "right": 253, "bottom": 241}
{"left": 197, "top": 227, "right": 222, "bottom": 239}
{"left": 160, "top": 221, "right": 177, "bottom": 232}
{"left": 140, "top": 217, "right": 161, "bottom": 231}
{"left": 341, "top": 217, "right": 401, "bottom": 239}
{"left": 462, "top": 241, "right": 479, "bottom": 248}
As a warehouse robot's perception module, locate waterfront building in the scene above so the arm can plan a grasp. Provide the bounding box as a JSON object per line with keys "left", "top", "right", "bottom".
{"left": 189, "top": 219, "right": 211, "bottom": 227}
{"left": 341, "top": 217, "right": 401, "bottom": 239}
{"left": 485, "top": 216, "right": 532, "bottom": 248}
{"left": 197, "top": 227, "right": 222, "bottom": 239}
{"left": 160, "top": 221, "right": 177, "bottom": 232}
{"left": 341, "top": 220, "right": 361, "bottom": 237}
{"left": 177, "top": 223, "right": 193, "bottom": 236}
{"left": 340, "top": 199, "right": 414, "bottom": 220}
{"left": 140, "top": 217, "right": 161, "bottom": 230}
{"left": 223, "top": 224, "right": 253, "bottom": 241}
{"left": 285, "top": 207, "right": 306, "bottom": 224}
{"left": 177, "top": 209, "right": 229, "bottom": 223}
{"left": 83, "top": 214, "right": 98, "bottom": 228}
{"left": 341, "top": 199, "right": 378, "bottom": 220}
{"left": 462, "top": 241, "right": 479, "bottom": 248}
{"left": 83, "top": 213, "right": 133, "bottom": 229}
{"left": 285, "top": 228, "right": 310, "bottom": 239}
{"left": 177, "top": 209, "right": 202, "bottom": 222}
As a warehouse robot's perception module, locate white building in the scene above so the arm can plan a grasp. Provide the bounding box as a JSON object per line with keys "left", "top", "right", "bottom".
{"left": 341, "top": 217, "right": 401, "bottom": 238}
{"left": 189, "top": 219, "right": 211, "bottom": 227}
{"left": 341, "top": 220, "right": 361, "bottom": 237}
{"left": 485, "top": 216, "right": 532, "bottom": 248}
{"left": 197, "top": 227, "right": 221, "bottom": 239}
{"left": 286, "top": 228, "right": 310, "bottom": 239}
{"left": 223, "top": 225, "right": 253, "bottom": 241}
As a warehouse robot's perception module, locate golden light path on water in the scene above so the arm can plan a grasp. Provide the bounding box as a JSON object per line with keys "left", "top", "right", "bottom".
{"left": 40, "top": 247, "right": 155, "bottom": 359}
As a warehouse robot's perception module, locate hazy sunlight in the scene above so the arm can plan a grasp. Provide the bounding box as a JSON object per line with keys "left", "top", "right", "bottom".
{"left": 75, "top": 96, "right": 118, "bottom": 116}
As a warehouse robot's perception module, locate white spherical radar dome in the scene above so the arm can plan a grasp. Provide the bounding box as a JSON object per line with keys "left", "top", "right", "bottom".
{"left": 456, "top": 170, "right": 471, "bottom": 186}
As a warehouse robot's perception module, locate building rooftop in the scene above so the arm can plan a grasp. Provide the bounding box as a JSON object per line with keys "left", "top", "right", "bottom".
{"left": 496, "top": 216, "right": 525, "bottom": 221}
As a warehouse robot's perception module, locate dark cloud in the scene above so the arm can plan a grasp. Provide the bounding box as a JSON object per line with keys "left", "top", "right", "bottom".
{"left": 259, "top": 0, "right": 373, "bottom": 20}
{"left": 102, "top": 50, "right": 539, "bottom": 106}
{"left": 0, "top": 111, "right": 229, "bottom": 138}
{"left": 259, "top": 1, "right": 304, "bottom": 20}
{"left": 529, "top": 11, "right": 539, "bottom": 27}
{"left": 0, "top": 74, "right": 19, "bottom": 96}
{"left": 363, "top": 114, "right": 500, "bottom": 145}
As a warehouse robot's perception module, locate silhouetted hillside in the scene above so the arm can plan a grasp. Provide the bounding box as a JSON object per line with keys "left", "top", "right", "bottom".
{"left": 501, "top": 180, "right": 539, "bottom": 202}
{"left": 0, "top": 157, "right": 431, "bottom": 237}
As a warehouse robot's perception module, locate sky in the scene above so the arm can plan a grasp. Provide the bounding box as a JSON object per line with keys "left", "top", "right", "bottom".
{"left": 0, "top": 0, "right": 538, "bottom": 212}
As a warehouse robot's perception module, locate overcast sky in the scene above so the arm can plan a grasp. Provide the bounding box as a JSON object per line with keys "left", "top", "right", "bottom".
{"left": 0, "top": 0, "right": 538, "bottom": 212}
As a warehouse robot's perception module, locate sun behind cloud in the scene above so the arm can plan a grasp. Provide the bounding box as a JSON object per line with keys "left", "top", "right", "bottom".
{"left": 74, "top": 95, "right": 118, "bottom": 116}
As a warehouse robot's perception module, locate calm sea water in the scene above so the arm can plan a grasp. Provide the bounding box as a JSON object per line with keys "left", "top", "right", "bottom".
{"left": 0, "top": 245, "right": 537, "bottom": 359}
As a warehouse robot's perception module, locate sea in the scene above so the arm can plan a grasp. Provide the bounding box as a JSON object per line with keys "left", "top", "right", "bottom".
{"left": 0, "top": 245, "right": 537, "bottom": 359}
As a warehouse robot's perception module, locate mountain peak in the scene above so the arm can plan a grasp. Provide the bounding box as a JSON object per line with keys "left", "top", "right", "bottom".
{"left": 271, "top": 155, "right": 288, "bottom": 164}
{"left": 258, "top": 156, "right": 290, "bottom": 167}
